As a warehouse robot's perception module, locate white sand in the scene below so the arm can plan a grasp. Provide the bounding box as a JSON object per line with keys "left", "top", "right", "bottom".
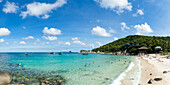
{"left": 140, "top": 54, "right": 170, "bottom": 85}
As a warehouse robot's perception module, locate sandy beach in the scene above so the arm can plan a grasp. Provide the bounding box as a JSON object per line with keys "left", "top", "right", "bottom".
{"left": 140, "top": 54, "right": 170, "bottom": 85}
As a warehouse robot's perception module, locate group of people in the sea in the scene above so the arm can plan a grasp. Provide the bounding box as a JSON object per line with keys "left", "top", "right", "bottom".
{"left": 84, "top": 57, "right": 131, "bottom": 68}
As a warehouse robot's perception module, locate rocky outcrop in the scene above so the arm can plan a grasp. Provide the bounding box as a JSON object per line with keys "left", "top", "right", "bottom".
{"left": 0, "top": 71, "right": 12, "bottom": 84}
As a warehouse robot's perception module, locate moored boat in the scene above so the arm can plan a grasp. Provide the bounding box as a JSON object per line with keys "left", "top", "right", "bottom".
{"left": 50, "top": 52, "right": 55, "bottom": 54}
{"left": 58, "top": 52, "right": 63, "bottom": 55}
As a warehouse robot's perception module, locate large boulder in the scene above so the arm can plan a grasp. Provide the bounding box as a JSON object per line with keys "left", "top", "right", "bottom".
{"left": 0, "top": 71, "right": 12, "bottom": 84}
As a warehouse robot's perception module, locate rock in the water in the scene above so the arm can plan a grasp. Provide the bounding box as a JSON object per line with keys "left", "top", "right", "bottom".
{"left": 154, "top": 78, "right": 162, "bottom": 81}
{"left": 41, "top": 83, "right": 45, "bottom": 85}
{"left": 105, "top": 78, "right": 109, "bottom": 80}
{"left": 163, "top": 71, "right": 168, "bottom": 74}
{"left": 58, "top": 80, "right": 63, "bottom": 83}
{"left": 0, "top": 71, "right": 12, "bottom": 84}
{"left": 148, "top": 79, "right": 153, "bottom": 84}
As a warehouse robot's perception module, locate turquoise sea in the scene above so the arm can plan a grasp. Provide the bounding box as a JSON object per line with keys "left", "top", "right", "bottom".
{"left": 0, "top": 52, "right": 139, "bottom": 85}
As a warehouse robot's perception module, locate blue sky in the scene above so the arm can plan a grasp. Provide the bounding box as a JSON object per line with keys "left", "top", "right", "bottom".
{"left": 0, "top": 0, "right": 169, "bottom": 52}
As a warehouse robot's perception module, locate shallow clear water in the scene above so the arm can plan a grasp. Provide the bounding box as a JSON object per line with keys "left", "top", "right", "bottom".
{"left": 0, "top": 52, "right": 134, "bottom": 85}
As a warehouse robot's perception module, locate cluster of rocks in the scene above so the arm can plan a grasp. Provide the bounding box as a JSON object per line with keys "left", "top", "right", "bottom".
{"left": 0, "top": 70, "right": 67, "bottom": 85}
{"left": 148, "top": 78, "right": 162, "bottom": 84}
{"left": 39, "top": 76, "right": 66, "bottom": 85}
{"left": 0, "top": 71, "right": 12, "bottom": 84}
{"left": 147, "top": 70, "right": 170, "bottom": 84}
{"left": 0, "top": 64, "right": 68, "bottom": 85}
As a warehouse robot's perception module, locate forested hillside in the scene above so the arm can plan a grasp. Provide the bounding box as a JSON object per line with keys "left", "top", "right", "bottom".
{"left": 92, "top": 35, "right": 170, "bottom": 53}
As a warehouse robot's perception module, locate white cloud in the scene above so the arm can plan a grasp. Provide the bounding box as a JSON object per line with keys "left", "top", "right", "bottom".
{"left": 133, "top": 9, "right": 144, "bottom": 17}
{"left": 134, "top": 22, "right": 153, "bottom": 34}
{"left": 22, "top": 36, "right": 34, "bottom": 40}
{"left": 72, "top": 37, "right": 79, "bottom": 41}
{"left": 121, "top": 22, "right": 130, "bottom": 32}
{"left": 71, "top": 37, "right": 94, "bottom": 47}
{"left": 19, "top": 41, "right": 26, "bottom": 45}
{"left": 91, "top": 26, "right": 111, "bottom": 37}
{"left": 136, "top": 32, "right": 141, "bottom": 35}
{"left": 33, "top": 39, "right": 49, "bottom": 45}
{"left": 65, "top": 42, "right": 71, "bottom": 46}
{"left": 96, "top": 42, "right": 102, "bottom": 46}
{"left": 42, "top": 36, "right": 58, "bottom": 41}
{"left": 42, "top": 14, "right": 50, "bottom": 19}
{"left": 0, "top": 39, "right": 5, "bottom": 42}
{"left": 72, "top": 37, "right": 86, "bottom": 46}
{"left": 20, "top": 0, "right": 67, "bottom": 19}
{"left": 73, "top": 40, "right": 86, "bottom": 46}
{"left": 114, "top": 37, "right": 118, "bottom": 40}
{"left": 0, "top": 28, "right": 11, "bottom": 36}
{"left": 3, "top": 1, "right": 19, "bottom": 13}
{"left": 94, "top": 0, "right": 132, "bottom": 14}
{"left": 58, "top": 41, "right": 71, "bottom": 46}
{"left": 42, "top": 27, "right": 61, "bottom": 35}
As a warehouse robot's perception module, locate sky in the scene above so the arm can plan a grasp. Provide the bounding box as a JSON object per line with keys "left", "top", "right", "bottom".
{"left": 0, "top": 0, "right": 169, "bottom": 52}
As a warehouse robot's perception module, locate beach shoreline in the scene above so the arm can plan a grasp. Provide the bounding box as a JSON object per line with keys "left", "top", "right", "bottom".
{"left": 139, "top": 54, "right": 170, "bottom": 85}
{"left": 105, "top": 53, "right": 170, "bottom": 85}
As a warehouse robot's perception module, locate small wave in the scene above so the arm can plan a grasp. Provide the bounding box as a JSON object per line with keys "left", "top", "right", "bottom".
{"left": 132, "top": 57, "right": 141, "bottom": 85}
{"left": 110, "top": 62, "right": 135, "bottom": 85}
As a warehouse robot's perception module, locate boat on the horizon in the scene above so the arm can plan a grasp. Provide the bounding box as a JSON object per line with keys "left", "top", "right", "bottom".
{"left": 58, "top": 52, "right": 63, "bottom": 55}
{"left": 25, "top": 53, "right": 28, "bottom": 55}
{"left": 50, "top": 52, "right": 55, "bottom": 54}
{"left": 69, "top": 51, "right": 72, "bottom": 53}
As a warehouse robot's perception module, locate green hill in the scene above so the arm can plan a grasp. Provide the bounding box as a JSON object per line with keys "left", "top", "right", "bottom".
{"left": 92, "top": 35, "right": 170, "bottom": 54}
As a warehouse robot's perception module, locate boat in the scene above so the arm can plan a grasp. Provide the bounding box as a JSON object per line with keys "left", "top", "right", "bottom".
{"left": 25, "top": 53, "right": 28, "bottom": 55}
{"left": 50, "top": 52, "right": 55, "bottom": 54}
{"left": 58, "top": 52, "right": 63, "bottom": 55}
{"left": 69, "top": 51, "right": 72, "bottom": 53}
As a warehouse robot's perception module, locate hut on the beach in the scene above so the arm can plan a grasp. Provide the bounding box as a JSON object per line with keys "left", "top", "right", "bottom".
{"left": 155, "top": 46, "right": 162, "bottom": 53}
{"left": 138, "top": 46, "right": 148, "bottom": 53}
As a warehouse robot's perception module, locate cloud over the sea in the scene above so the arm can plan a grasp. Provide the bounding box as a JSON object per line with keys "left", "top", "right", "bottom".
{"left": 0, "top": 28, "right": 11, "bottom": 36}
{"left": 134, "top": 22, "right": 153, "bottom": 35}
{"left": 43, "top": 27, "right": 62, "bottom": 35}
{"left": 19, "top": 41, "right": 26, "bottom": 45}
{"left": 94, "top": 0, "right": 132, "bottom": 14}
{"left": 22, "top": 36, "right": 34, "bottom": 40}
{"left": 72, "top": 37, "right": 86, "bottom": 46}
{"left": 0, "top": 39, "right": 5, "bottom": 42}
{"left": 91, "top": 26, "right": 112, "bottom": 37}
{"left": 42, "top": 36, "right": 58, "bottom": 41}
{"left": 121, "top": 22, "right": 130, "bottom": 32}
{"left": 133, "top": 9, "right": 144, "bottom": 17}
{"left": 3, "top": 1, "right": 19, "bottom": 13}
{"left": 20, "top": 0, "right": 67, "bottom": 19}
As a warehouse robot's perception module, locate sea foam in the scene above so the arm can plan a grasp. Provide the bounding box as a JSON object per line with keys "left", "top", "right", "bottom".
{"left": 110, "top": 62, "right": 135, "bottom": 85}
{"left": 132, "top": 57, "right": 141, "bottom": 85}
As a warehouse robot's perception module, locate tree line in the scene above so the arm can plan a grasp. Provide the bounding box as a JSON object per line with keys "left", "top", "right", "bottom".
{"left": 92, "top": 35, "right": 170, "bottom": 54}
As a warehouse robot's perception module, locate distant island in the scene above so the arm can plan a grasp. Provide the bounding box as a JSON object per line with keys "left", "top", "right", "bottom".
{"left": 81, "top": 35, "right": 170, "bottom": 55}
